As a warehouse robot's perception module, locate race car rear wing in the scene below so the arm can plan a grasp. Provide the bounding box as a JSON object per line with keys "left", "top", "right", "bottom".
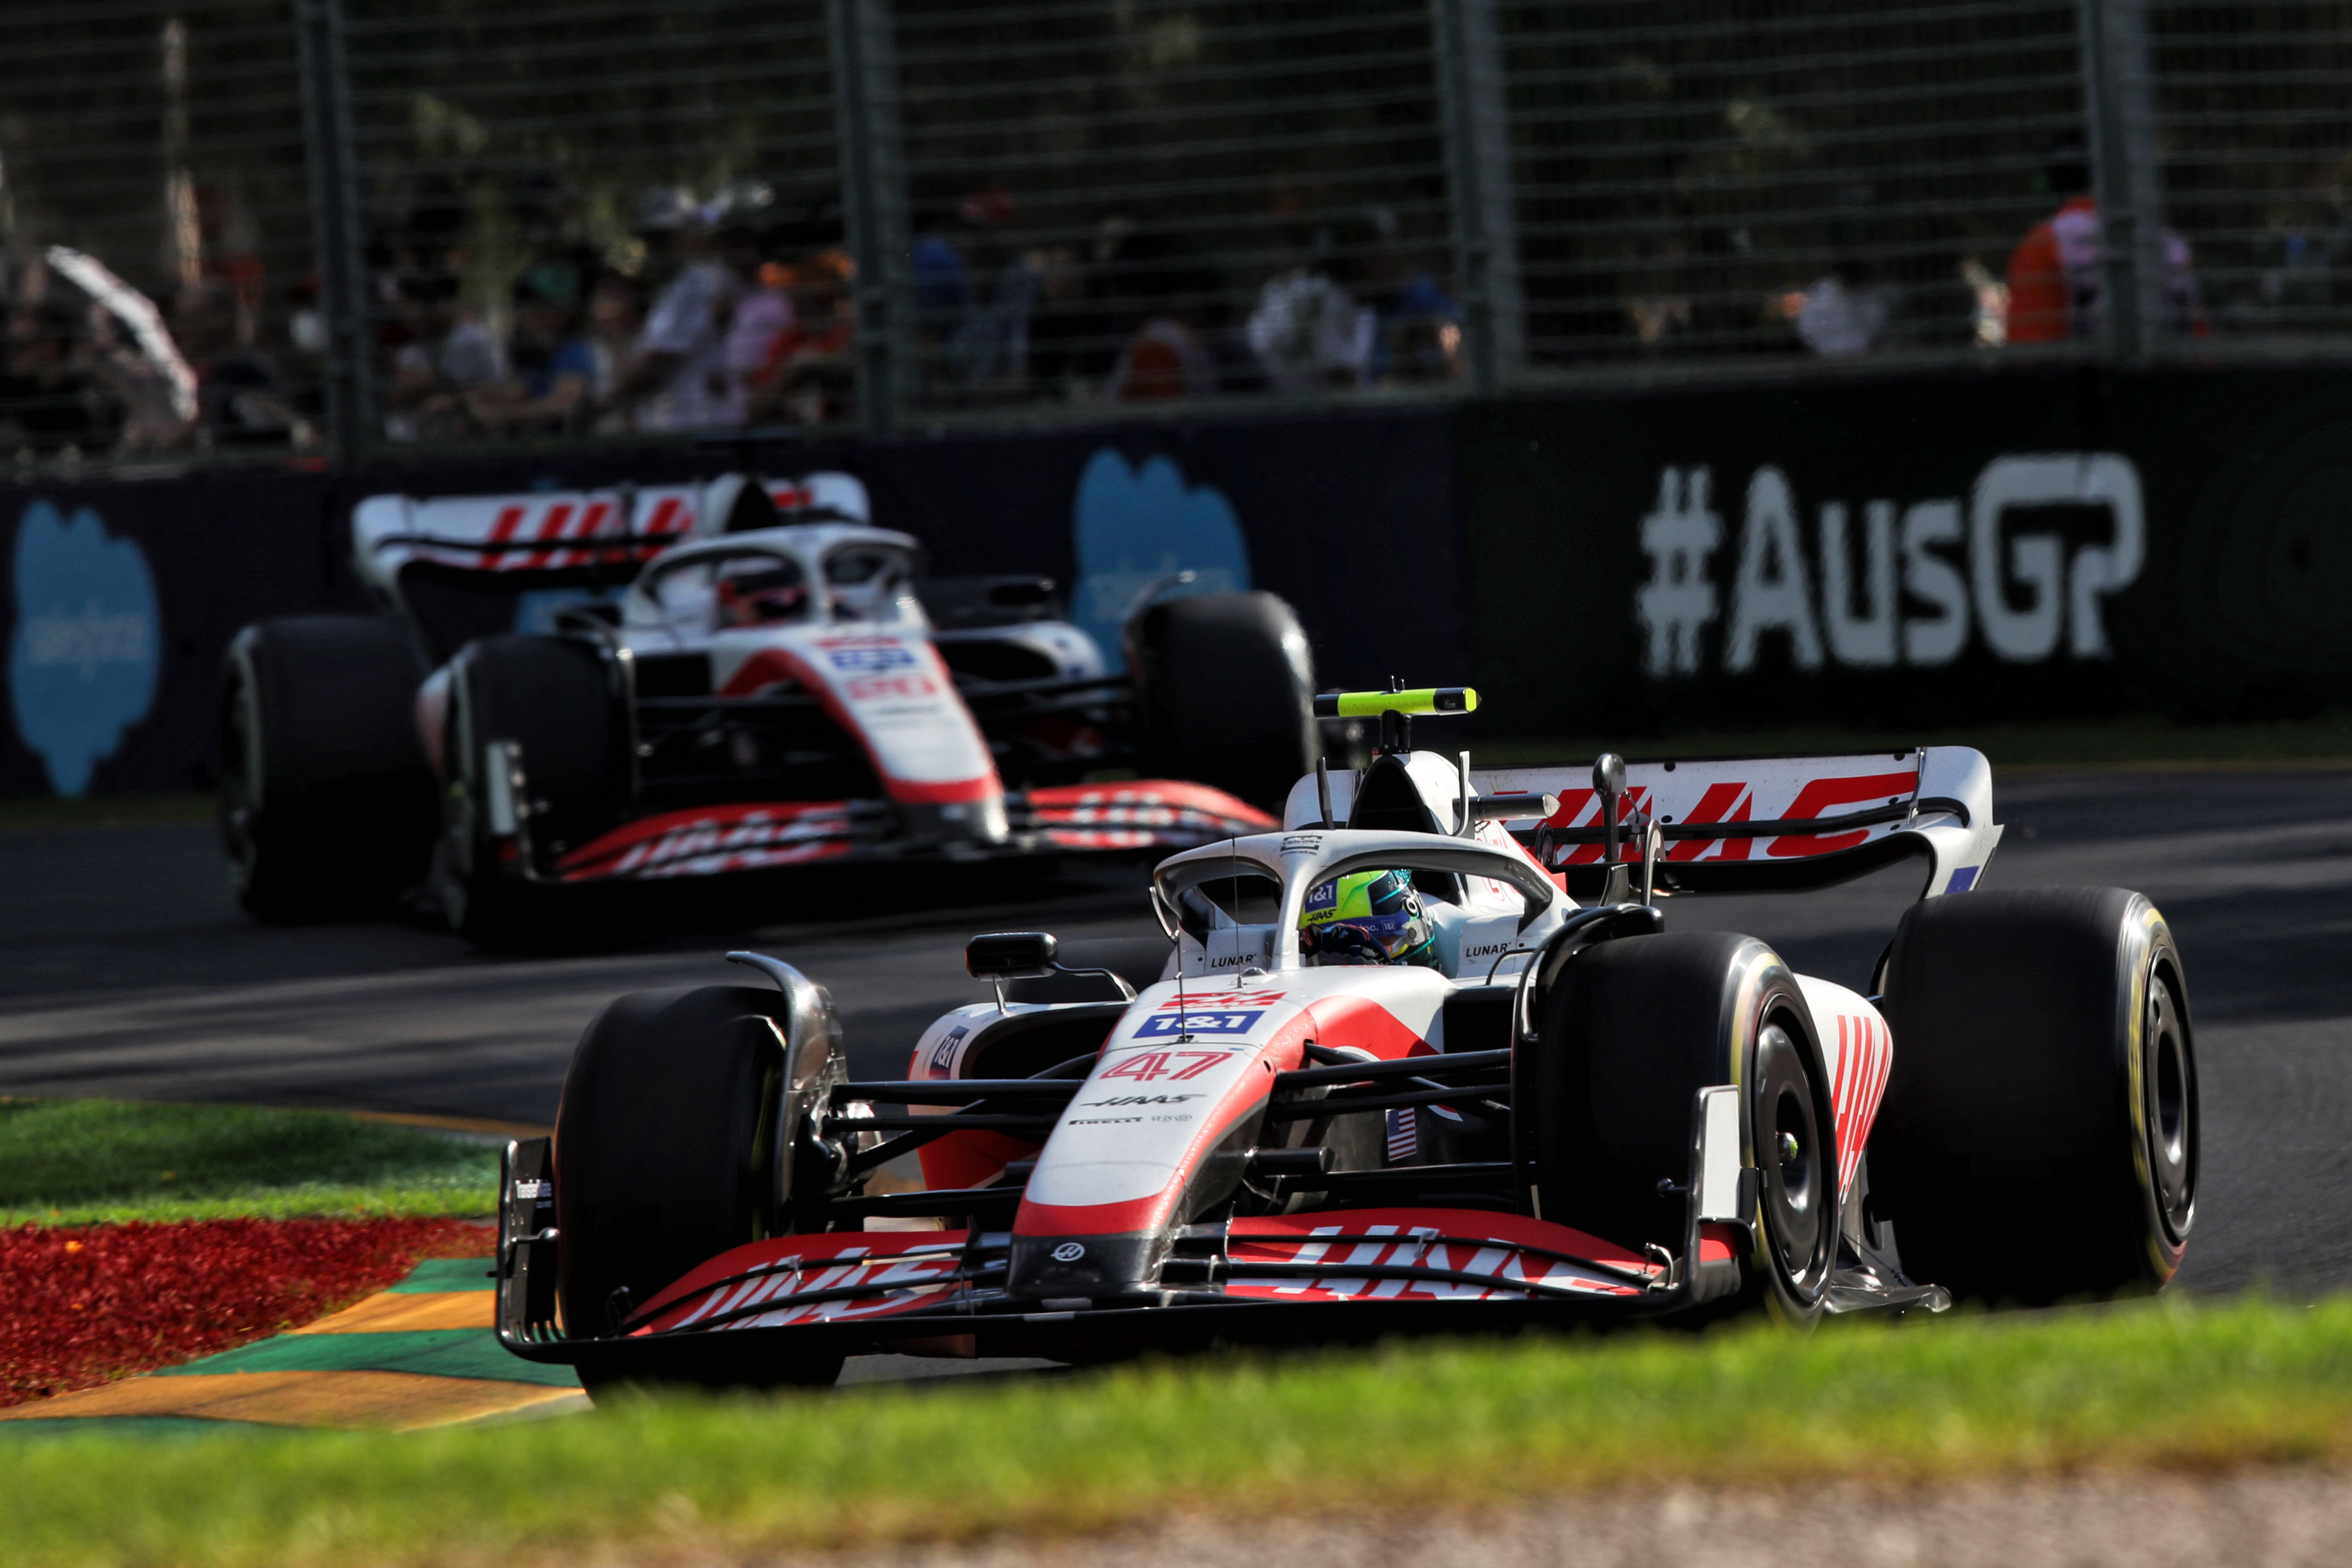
{"left": 350, "top": 470, "right": 870, "bottom": 600}
{"left": 1472, "top": 745, "right": 1999, "bottom": 899}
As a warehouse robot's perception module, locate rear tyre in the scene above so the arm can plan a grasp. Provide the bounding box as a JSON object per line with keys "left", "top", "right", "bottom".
{"left": 1130, "top": 591, "right": 1316, "bottom": 812}
{"left": 555, "top": 983, "right": 847, "bottom": 1396}
{"left": 442, "top": 635, "right": 623, "bottom": 949}
{"left": 1871, "top": 886, "right": 2197, "bottom": 1303}
{"left": 1518, "top": 931, "right": 1838, "bottom": 1323}
{"left": 219, "top": 616, "right": 435, "bottom": 922}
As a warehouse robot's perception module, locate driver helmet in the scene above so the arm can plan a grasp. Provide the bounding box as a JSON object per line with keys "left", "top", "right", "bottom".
{"left": 824, "top": 546, "right": 907, "bottom": 622}
{"left": 1300, "top": 868, "right": 1437, "bottom": 967}
{"left": 714, "top": 555, "right": 808, "bottom": 626}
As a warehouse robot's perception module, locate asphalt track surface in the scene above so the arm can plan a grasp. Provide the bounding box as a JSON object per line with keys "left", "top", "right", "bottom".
{"left": 1, "top": 765, "right": 2347, "bottom": 1305}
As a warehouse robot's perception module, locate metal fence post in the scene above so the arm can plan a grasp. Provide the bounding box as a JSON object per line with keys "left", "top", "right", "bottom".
{"left": 2078, "top": 0, "right": 2166, "bottom": 359}
{"left": 1431, "top": 0, "right": 1526, "bottom": 393}
{"left": 296, "top": 0, "right": 370, "bottom": 463}
{"left": 830, "top": 0, "right": 910, "bottom": 435}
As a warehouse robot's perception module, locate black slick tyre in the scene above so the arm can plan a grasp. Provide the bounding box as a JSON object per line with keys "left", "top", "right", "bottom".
{"left": 1870, "top": 886, "right": 2197, "bottom": 1304}
{"left": 441, "top": 634, "right": 622, "bottom": 948}
{"left": 1129, "top": 591, "right": 1316, "bottom": 812}
{"left": 1518, "top": 930, "right": 1838, "bottom": 1323}
{"left": 554, "top": 983, "right": 846, "bottom": 1396}
{"left": 219, "top": 616, "right": 435, "bottom": 921}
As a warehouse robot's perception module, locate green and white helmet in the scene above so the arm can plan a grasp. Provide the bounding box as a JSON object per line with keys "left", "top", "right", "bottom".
{"left": 1299, "top": 867, "right": 1437, "bottom": 967}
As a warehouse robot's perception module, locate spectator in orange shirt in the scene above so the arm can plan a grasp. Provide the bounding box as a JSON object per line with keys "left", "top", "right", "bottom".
{"left": 2006, "top": 137, "right": 2204, "bottom": 343}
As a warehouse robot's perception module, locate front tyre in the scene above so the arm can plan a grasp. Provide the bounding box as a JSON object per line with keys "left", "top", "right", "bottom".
{"left": 220, "top": 616, "right": 434, "bottom": 922}
{"left": 1517, "top": 931, "right": 1838, "bottom": 1323}
{"left": 555, "top": 982, "right": 847, "bottom": 1396}
{"left": 1871, "top": 886, "right": 2197, "bottom": 1303}
{"left": 1129, "top": 591, "right": 1317, "bottom": 812}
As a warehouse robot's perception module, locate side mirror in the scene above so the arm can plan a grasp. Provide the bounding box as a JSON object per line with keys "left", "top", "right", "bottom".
{"left": 966, "top": 931, "right": 1059, "bottom": 980}
{"left": 985, "top": 576, "right": 1055, "bottom": 607}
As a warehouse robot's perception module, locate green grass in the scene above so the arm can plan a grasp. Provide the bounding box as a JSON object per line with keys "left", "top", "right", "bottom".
{"left": 0, "top": 1099, "right": 499, "bottom": 1227}
{"left": 1477, "top": 710, "right": 2352, "bottom": 769}
{"left": 0, "top": 1295, "right": 2348, "bottom": 1564}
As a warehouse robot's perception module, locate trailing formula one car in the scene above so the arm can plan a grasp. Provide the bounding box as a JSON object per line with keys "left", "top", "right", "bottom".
{"left": 219, "top": 472, "right": 1317, "bottom": 943}
{"left": 496, "top": 687, "right": 2199, "bottom": 1393}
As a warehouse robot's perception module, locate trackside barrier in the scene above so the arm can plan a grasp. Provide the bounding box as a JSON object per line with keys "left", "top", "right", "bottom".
{"left": 0, "top": 364, "right": 2345, "bottom": 796}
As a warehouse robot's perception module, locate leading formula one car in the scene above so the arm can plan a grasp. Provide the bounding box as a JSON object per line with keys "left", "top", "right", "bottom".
{"left": 220, "top": 472, "right": 1317, "bottom": 944}
{"left": 496, "top": 687, "right": 2198, "bottom": 1392}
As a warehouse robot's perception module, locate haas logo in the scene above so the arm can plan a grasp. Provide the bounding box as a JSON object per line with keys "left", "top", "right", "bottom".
{"left": 1050, "top": 1242, "right": 1087, "bottom": 1263}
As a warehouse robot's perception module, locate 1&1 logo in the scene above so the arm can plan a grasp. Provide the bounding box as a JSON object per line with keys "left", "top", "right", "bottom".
{"left": 825, "top": 644, "right": 917, "bottom": 673}
{"left": 7, "top": 501, "right": 160, "bottom": 796}
{"left": 1135, "top": 1009, "right": 1263, "bottom": 1038}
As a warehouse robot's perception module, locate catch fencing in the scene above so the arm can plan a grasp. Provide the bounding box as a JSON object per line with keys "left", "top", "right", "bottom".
{"left": 1, "top": 0, "right": 2351, "bottom": 469}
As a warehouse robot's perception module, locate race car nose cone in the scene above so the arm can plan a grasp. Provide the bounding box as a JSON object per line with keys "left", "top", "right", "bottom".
{"left": 1007, "top": 1231, "right": 1159, "bottom": 1297}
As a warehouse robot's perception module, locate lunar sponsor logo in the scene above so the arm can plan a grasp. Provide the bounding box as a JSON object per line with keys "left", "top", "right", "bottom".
{"left": 1464, "top": 941, "right": 1515, "bottom": 960}
{"left": 1206, "top": 951, "right": 1266, "bottom": 970}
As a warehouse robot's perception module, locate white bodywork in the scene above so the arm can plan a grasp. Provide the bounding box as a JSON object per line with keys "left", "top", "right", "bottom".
{"left": 917, "top": 745, "right": 2009, "bottom": 1239}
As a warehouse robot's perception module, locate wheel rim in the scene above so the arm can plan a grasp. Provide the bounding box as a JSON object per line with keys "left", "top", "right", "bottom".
{"left": 2144, "top": 967, "right": 2196, "bottom": 1244}
{"left": 1754, "top": 1020, "right": 1831, "bottom": 1294}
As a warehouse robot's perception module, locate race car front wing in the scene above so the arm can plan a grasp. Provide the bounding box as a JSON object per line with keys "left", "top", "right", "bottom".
{"left": 524, "top": 781, "right": 1275, "bottom": 883}
{"left": 493, "top": 1081, "right": 1948, "bottom": 1381}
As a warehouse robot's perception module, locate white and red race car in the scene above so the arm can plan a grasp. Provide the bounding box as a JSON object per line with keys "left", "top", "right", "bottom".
{"left": 220, "top": 472, "right": 1316, "bottom": 943}
{"left": 496, "top": 689, "right": 2199, "bottom": 1392}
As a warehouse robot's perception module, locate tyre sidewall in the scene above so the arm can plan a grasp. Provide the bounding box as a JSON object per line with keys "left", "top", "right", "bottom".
{"left": 1874, "top": 886, "right": 2197, "bottom": 1301}
{"left": 1522, "top": 931, "right": 1836, "bottom": 1321}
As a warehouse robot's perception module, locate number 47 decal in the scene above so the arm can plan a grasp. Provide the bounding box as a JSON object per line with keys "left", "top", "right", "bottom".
{"left": 1099, "top": 1050, "right": 1230, "bottom": 1083}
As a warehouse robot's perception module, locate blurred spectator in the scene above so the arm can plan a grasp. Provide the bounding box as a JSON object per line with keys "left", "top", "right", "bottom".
{"left": 1247, "top": 269, "right": 1370, "bottom": 392}
{"left": 1247, "top": 215, "right": 1374, "bottom": 393}
{"left": 605, "top": 187, "right": 741, "bottom": 432}
{"left": 281, "top": 273, "right": 329, "bottom": 428}
{"left": 749, "top": 249, "right": 854, "bottom": 425}
{"left": 1350, "top": 208, "right": 1461, "bottom": 383}
{"left": 1020, "top": 243, "right": 1095, "bottom": 395}
{"left": 0, "top": 299, "right": 102, "bottom": 456}
{"left": 716, "top": 196, "right": 793, "bottom": 421}
{"left": 1102, "top": 226, "right": 1219, "bottom": 402}
{"left": 943, "top": 185, "right": 1039, "bottom": 391}
{"left": 383, "top": 270, "right": 502, "bottom": 442}
{"left": 582, "top": 270, "right": 643, "bottom": 412}
{"left": 172, "top": 279, "right": 311, "bottom": 449}
{"left": 2006, "top": 136, "right": 2204, "bottom": 343}
{"left": 467, "top": 268, "right": 596, "bottom": 436}
{"left": 911, "top": 196, "right": 974, "bottom": 358}
{"left": 1024, "top": 214, "right": 1138, "bottom": 396}
{"left": 1793, "top": 259, "right": 1894, "bottom": 357}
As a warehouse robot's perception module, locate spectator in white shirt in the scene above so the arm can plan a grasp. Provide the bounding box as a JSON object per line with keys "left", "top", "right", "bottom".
{"left": 603, "top": 187, "right": 742, "bottom": 432}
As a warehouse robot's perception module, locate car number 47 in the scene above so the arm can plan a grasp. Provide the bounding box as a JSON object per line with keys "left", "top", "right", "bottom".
{"left": 1098, "top": 1050, "right": 1231, "bottom": 1083}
